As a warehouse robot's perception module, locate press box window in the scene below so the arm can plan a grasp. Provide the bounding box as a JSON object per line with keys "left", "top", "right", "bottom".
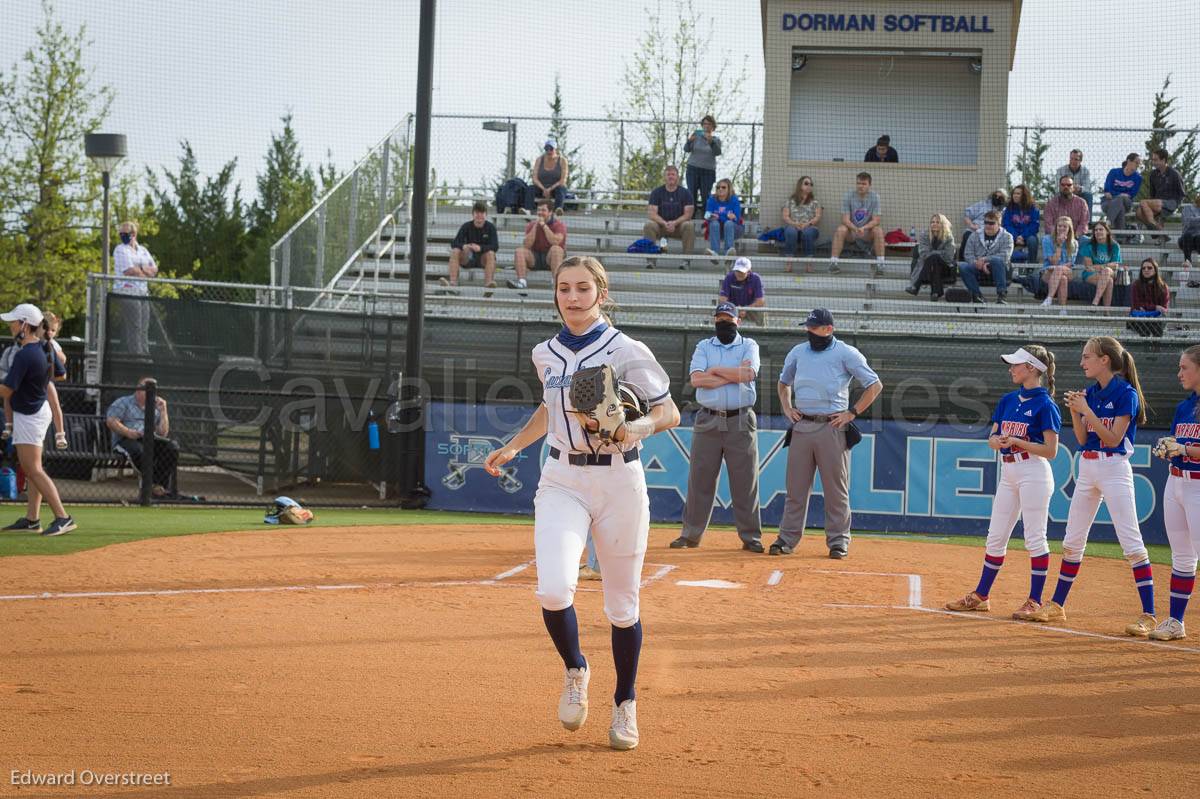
{"left": 788, "top": 49, "right": 981, "bottom": 166}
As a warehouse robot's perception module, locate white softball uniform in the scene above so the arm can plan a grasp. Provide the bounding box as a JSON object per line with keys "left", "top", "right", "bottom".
{"left": 985, "top": 387, "right": 1061, "bottom": 557}
{"left": 531, "top": 322, "right": 671, "bottom": 628}
{"left": 1163, "top": 393, "right": 1200, "bottom": 574}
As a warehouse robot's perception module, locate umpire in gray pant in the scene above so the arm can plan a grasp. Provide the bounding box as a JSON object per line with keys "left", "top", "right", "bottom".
{"left": 670, "top": 303, "right": 763, "bottom": 551}
{"left": 773, "top": 308, "right": 882, "bottom": 558}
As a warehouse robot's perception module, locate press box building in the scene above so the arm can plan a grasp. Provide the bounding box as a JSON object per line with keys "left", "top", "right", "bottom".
{"left": 759, "top": 1, "right": 1024, "bottom": 239}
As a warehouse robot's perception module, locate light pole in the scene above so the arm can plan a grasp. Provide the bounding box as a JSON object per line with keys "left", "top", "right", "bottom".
{"left": 85, "top": 133, "right": 127, "bottom": 275}
{"left": 482, "top": 120, "right": 516, "bottom": 179}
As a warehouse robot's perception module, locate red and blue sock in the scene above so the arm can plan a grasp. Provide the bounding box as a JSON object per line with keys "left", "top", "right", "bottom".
{"left": 1132, "top": 559, "right": 1155, "bottom": 616}
{"left": 1029, "top": 552, "right": 1050, "bottom": 602}
{"left": 973, "top": 553, "right": 1005, "bottom": 598}
{"left": 1050, "top": 557, "right": 1082, "bottom": 606}
{"left": 611, "top": 620, "right": 643, "bottom": 705}
{"left": 1169, "top": 571, "right": 1195, "bottom": 623}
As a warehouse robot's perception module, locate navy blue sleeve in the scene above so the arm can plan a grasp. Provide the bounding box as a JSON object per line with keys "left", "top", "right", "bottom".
{"left": 450, "top": 222, "right": 469, "bottom": 250}
{"left": 3, "top": 350, "right": 28, "bottom": 392}
{"left": 483, "top": 222, "right": 499, "bottom": 253}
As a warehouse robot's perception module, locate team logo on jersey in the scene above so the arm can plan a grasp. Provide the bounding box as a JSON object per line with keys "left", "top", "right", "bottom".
{"left": 544, "top": 367, "right": 573, "bottom": 389}
{"left": 1175, "top": 422, "right": 1200, "bottom": 440}
{"left": 1085, "top": 417, "right": 1117, "bottom": 434}
{"left": 1000, "top": 421, "right": 1029, "bottom": 438}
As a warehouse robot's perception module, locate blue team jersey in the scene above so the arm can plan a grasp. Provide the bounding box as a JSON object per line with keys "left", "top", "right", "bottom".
{"left": 991, "top": 386, "right": 1061, "bottom": 456}
{"left": 1169, "top": 392, "right": 1200, "bottom": 472}
{"left": 1081, "top": 375, "right": 1138, "bottom": 454}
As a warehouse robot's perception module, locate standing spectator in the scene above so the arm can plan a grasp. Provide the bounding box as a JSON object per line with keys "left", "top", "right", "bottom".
{"left": 507, "top": 200, "right": 566, "bottom": 292}
{"left": 526, "top": 140, "right": 569, "bottom": 215}
{"left": 781, "top": 176, "right": 822, "bottom": 272}
{"left": 642, "top": 165, "right": 695, "bottom": 257}
{"left": 1179, "top": 193, "right": 1200, "bottom": 267}
{"left": 1129, "top": 258, "right": 1170, "bottom": 337}
{"left": 773, "top": 308, "right": 883, "bottom": 559}
{"left": 961, "top": 188, "right": 1008, "bottom": 258}
{"left": 1040, "top": 216, "right": 1080, "bottom": 309}
{"left": 106, "top": 377, "right": 180, "bottom": 498}
{"left": 1003, "top": 184, "right": 1041, "bottom": 263}
{"left": 718, "top": 257, "right": 765, "bottom": 324}
{"left": 705, "top": 179, "right": 743, "bottom": 257}
{"left": 904, "top": 214, "right": 957, "bottom": 300}
{"left": 1080, "top": 221, "right": 1123, "bottom": 308}
{"left": 0, "top": 303, "right": 74, "bottom": 537}
{"left": 959, "top": 211, "right": 1015, "bottom": 304}
{"left": 670, "top": 303, "right": 763, "bottom": 552}
{"left": 864, "top": 135, "right": 898, "bottom": 163}
{"left": 1056, "top": 149, "right": 1094, "bottom": 215}
{"left": 439, "top": 201, "right": 499, "bottom": 295}
{"left": 1135, "top": 149, "right": 1188, "bottom": 242}
{"left": 684, "top": 115, "right": 721, "bottom": 212}
{"left": 1101, "top": 153, "right": 1144, "bottom": 233}
{"left": 1043, "top": 175, "right": 1090, "bottom": 240}
{"left": 112, "top": 220, "right": 158, "bottom": 358}
{"left": 829, "top": 172, "right": 885, "bottom": 276}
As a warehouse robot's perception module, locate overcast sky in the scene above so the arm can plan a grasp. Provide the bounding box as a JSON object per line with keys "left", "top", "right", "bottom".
{"left": 2, "top": 0, "right": 1198, "bottom": 196}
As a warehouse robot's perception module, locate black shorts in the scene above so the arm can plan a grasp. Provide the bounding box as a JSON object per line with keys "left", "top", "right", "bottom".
{"left": 531, "top": 250, "right": 553, "bottom": 270}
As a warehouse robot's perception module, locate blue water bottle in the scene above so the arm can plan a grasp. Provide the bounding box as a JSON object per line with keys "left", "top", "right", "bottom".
{"left": 367, "top": 410, "right": 381, "bottom": 450}
{"left": 0, "top": 467, "right": 16, "bottom": 500}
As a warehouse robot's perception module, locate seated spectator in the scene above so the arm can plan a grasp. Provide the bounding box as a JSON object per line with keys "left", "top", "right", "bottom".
{"left": 1039, "top": 216, "right": 1080, "bottom": 309}
{"left": 781, "top": 176, "right": 821, "bottom": 272}
{"left": 684, "top": 115, "right": 721, "bottom": 211}
{"left": 1003, "top": 184, "right": 1041, "bottom": 262}
{"left": 718, "top": 257, "right": 765, "bottom": 324}
{"left": 1042, "top": 175, "right": 1090, "bottom": 241}
{"left": 959, "top": 211, "right": 1014, "bottom": 304}
{"left": 1080, "top": 221, "right": 1123, "bottom": 308}
{"left": 1101, "top": 153, "right": 1143, "bottom": 233}
{"left": 1129, "top": 258, "right": 1170, "bottom": 338}
{"left": 525, "top": 140, "right": 568, "bottom": 215}
{"left": 705, "top": 179, "right": 743, "bottom": 257}
{"left": 865, "top": 135, "right": 898, "bottom": 163}
{"left": 829, "top": 172, "right": 884, "bottom": 275}
{"left": 961, "top": 188, "right": 1007, "bottom": 258}
{"left": 507, "top": 200, "right": 565, "bottom": 292}
{"left": 439, "top": 201, "right": 498, "bottom": 295}
{"left": 905, "top": 214, "right": 957, "bottom": 300}
{"left": 1135, "top": 148, "right": 1187, "bottom": 242}
{"left": 642, "top": 165, "right": 694, "bottom": 258}
{"left": 1056, "top": 149, "right": 1094, "bottom": 215}
{"left": 1179, "top": 193, "right": 1200, "bottom": 267}
{"left": 106, "top": 378, "right": 179, "bottom": 498}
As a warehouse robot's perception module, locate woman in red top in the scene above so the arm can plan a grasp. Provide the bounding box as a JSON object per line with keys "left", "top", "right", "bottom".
{"left": 1129, "top": 258, "right": 1170, "bottom": 338}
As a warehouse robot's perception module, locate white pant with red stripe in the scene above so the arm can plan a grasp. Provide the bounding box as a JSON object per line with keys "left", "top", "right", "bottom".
{"left": 1163, "top": 472, "right": 1200, "bottom": 574}
{"left": 985, "top": 455, "right": 1053, "bottom": 558}
{"left": 1062, "top": 454, "right": 1148, "bottom": 562}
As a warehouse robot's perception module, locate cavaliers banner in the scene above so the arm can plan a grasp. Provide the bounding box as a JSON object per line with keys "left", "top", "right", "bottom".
{"left": 424, "top": 403, "right": 1171, "bottom": 545}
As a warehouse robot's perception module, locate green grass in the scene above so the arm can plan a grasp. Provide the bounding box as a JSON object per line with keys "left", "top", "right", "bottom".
{"left": 0, "top": 507, "right": 1173, "bottom": 565}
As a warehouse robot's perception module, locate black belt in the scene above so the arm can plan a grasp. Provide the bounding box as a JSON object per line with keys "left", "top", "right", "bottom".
{"left": 549, "top": 446, "right": 640, "bottom": 466}
{"left": 797, "top": 413, "right": 834, "bottom": 422}
{"left": 704, "top": 407, "right": 750, "bottom": 418}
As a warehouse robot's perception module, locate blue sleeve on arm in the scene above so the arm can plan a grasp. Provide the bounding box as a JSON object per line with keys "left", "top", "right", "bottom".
{"left": 846, "top": 348, "right": 880, "bottom": 388}
{"left": 2, "top": 354, "right": 25, "bottom": 392}
{"left": 746, "top": 339, "right": 761, "bottom": 375}
{"left": 689, "top": 342, "right": 707, "bottom": 375}
{"left": 779, "top": 351, "right": 796, "bottom": 386}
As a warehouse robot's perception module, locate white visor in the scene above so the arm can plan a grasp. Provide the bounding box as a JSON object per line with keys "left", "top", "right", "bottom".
{"left": 1000, "top": 347, "right": 1047, "bottom": 372}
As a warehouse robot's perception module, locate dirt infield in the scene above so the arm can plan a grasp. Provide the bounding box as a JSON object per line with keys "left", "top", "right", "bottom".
{"left": 1, "top": 524, "right": 1198, "bottom": 798}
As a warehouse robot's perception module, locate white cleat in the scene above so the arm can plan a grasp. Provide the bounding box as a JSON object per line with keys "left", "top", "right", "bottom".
{"left": 1148, "top": 617, "right": 1186, "bottom": 641}
{"left": 608, "top": 699, "right": 639, "bottom": 750}
{"left": 558, "top": 666, "right": 589, "bottom": 731}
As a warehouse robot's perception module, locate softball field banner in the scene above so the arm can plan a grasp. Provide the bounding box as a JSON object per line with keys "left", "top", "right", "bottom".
{"left": 424, "top": 403, "right": 1172, "bottom": 545}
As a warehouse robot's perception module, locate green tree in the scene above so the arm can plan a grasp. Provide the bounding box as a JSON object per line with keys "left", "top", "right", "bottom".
{"left": 0, "top": 0, "right": 112, "bottom": 318}
{"left": 607, "top": 0, "right": 750, "bottom": 194}
{"left": 247, "top": 113, "right": 317, "bottom": 283}
{"left": 1141, "top": 75, "right": 1200, "bottom": 199}
{"left": 145, "top": 141, "right": 249, "bottom": 285}
{"left": 1008, "top": 122, "right": 1055, "bottom": 202}
{"left": 519, "top": 75, "right": 596, "bottom": 196}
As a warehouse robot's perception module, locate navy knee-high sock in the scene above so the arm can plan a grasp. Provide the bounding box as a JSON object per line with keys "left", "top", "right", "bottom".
{"left": 611, "top": 621, "right": 643, "bottom": 705}
{"left": 543, "top": 606, "right": 586, "bottom": 670}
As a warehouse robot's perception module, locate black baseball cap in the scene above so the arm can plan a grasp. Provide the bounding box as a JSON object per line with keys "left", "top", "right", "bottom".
{"left": 804, "top": 308, "right": 834, "bottom": 327}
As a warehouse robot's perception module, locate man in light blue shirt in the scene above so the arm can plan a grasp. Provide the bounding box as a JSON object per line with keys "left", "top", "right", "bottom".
{"left": 773, "top": 308, "right": 882, "bottom": 559}
{"left": 670, "top": 303, "right": 764, "bottom": 552}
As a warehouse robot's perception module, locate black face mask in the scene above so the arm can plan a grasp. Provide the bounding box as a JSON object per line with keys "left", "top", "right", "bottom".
{"left": 714, "top": 321, "right": 738, "bottom": 345}
{"left": 807, "top": 331, "right": 833, "bottom": 351}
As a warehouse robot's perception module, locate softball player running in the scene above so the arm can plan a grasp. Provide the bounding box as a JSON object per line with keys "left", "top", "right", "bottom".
{"left": 1030, "top": 336, "right": 1155, "bottom": 635}
{"left": 945, "top": 346, "right": 1061, "bottom": 619}
{"left": 484, "top": 255, "right": 680, "bottom": 751}
{"left": 1147, "top": 345, "right": 1200, "bottom": 640}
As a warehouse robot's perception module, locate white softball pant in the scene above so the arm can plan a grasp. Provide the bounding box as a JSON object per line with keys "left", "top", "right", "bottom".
{"left": 533, "top": 454, "right": 649, "bottom": 628}
{"left": 1062, "top": 455, "right": 1148, "bottom": 562}
{"left": 1163, "top": 474, "right": 1200, "bottom": 574}
{"left": 985, "top": 456, "right": 1053, "bottom": 558}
